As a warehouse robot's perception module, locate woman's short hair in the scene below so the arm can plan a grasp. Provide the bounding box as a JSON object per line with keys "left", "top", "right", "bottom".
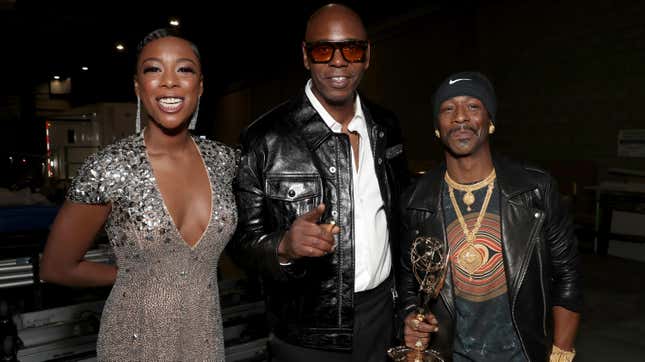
{"left": 136, "top": 28, "right": 201, "bottom": 62}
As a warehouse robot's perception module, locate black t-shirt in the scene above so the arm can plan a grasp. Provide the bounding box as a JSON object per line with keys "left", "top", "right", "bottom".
{"left": 442, "top": 180, "right": 525, "bottom": 362}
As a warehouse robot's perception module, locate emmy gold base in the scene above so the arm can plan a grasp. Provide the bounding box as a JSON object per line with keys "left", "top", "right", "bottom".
{"left": 387, "top": 346, "right": 444, "bottom": 362}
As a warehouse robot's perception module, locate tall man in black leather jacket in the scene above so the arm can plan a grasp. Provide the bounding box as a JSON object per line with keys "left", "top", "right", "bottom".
{"left": 231, "top": 4, "right": 409, "bottom": 362}
{"left": 398, "top": 71, "right": 582, "bottom": 362}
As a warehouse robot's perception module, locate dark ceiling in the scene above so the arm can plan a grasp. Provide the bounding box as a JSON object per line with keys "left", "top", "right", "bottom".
{"left": 1, "top": 0, "right": 451, "bottom": 158}
{"left": 0, "top": 0, "right": 434, "bottom": 101}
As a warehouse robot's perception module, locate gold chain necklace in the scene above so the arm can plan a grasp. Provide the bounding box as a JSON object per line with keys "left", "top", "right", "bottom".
{"left": 447, "top": 172, "right": 496, "bottom": 276}
{"left": 444, "top": 169, "right": 496, "bottom": 211}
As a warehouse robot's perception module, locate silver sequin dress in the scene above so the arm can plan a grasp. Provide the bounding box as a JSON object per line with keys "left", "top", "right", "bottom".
{"left": 67, "top": 133, "right": 238, "bottom": 362}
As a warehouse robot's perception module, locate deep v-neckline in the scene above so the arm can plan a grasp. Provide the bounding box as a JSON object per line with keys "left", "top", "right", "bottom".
{"left": 142, "top": 133, "right": 214, "bottom": 250}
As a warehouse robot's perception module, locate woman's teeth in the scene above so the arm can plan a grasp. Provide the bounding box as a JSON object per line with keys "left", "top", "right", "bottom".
{"left": 157, "top": 97, "right": 183, "bottom": 112}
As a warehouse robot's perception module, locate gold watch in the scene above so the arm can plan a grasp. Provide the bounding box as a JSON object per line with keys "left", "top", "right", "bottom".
{"left": 549, "top": 344, "right": 576, "bottom": 362}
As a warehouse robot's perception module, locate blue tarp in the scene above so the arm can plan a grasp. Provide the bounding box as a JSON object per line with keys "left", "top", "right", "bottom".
{"left": 0, "top": 206, "right": 60, "bottom": 233}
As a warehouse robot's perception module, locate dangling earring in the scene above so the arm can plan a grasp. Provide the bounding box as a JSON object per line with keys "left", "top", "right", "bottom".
{"left": 434, "top": 129, "right": 440, "bottom": 138}
{"left": 135, "top": 96, "right": 141, "bottom": 133}
{"left": 489, "top": 123, "right": 496, "bottom": 134}
{"left": 188, "top": 97, "right": 200, "bottom": 130}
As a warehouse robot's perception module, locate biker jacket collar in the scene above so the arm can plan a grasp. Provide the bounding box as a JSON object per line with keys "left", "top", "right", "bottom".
{"left": 291, "top": 92, "right": 383, "bottom": 153}
{"left": 291, "top": 93, "right": 332, "bottom": 151}
{"left": 406, "top": 154, "right": 540, "bottom": 212}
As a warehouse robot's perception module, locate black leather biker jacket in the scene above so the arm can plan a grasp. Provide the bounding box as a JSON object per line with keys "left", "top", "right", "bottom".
{"left": 231, "top": 92, "right": 409, "bottom": 351}
{"left": 397, "top": 155, "right": 582, "bottom": 361}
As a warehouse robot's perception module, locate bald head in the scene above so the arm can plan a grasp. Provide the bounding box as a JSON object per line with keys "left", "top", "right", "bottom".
{"left": 302, "top": 3, "right": 370, "bottom": 109}
{"left": 305, "top": 3, "right": 367, "bottom": 41}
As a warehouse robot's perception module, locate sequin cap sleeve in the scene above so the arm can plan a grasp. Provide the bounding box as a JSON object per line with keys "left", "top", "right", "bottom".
{"left": 66, "top": 136, "right": 134, "bottom": 204}
{"left": 195, "top": 137, "right": 240, "bottom": 182}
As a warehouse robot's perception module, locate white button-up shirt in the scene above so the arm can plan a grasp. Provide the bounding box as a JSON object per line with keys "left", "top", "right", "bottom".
{"left": 305, "top": 80, "right": 391, "bottom": 292}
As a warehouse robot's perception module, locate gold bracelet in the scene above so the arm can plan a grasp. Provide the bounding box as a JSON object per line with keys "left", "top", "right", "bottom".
{"left": 549, "top": 344, "right": 576, "bottom": 362}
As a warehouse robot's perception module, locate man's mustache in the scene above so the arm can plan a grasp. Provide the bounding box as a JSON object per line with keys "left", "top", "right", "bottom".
{"left": 448, "top": 123, "right": 478, "bottom": 136}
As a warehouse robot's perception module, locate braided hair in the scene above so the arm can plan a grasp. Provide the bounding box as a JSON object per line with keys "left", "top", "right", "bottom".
{"left": 136, "top": 28, "right": 201, "bottom": 65}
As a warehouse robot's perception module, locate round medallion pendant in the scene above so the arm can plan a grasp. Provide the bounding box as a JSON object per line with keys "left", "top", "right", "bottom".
{"left": 463, "top": 191, "right": 475, "bottom": 211}
{"left": 456, "top": 243, "right": 489, "bottom": 275}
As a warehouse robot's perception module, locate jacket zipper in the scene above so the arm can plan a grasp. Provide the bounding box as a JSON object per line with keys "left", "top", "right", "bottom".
{"left": 510, "top": 209, "right": 544, "bottom": 361}
{"left": 340, "top": 135, "right": 353, "bottom": 327}
{"left": 536, "top": 231, "right": 547, "bottom": 336}
{"left": 437, "top": 204, "right": 455, "bottom": 319}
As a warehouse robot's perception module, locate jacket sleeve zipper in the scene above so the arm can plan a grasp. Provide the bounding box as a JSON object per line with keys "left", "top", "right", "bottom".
{"left": 536, "top": 232, "right": 547, "bottom": 336}
{"left": 510, "top": 210, "right": 545, "bottom": 360}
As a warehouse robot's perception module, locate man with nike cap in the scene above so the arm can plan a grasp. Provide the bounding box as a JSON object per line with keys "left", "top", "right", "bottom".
{"left": 395, "top": 71, "right": 582, "bottom": 361}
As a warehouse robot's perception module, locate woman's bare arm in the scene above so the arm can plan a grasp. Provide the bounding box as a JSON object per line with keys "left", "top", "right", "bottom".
{"left": 40, "top": 201, "right": 117, "bottom": 286}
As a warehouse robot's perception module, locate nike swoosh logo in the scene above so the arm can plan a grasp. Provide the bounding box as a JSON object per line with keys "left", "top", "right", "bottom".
{"left": 449, "top": 78, "right": 471, "bottom": 85}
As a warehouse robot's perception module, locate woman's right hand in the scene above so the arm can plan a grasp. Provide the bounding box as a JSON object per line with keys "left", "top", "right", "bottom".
{"left": 403, "top": 311, "right": 439, "bottom": 350}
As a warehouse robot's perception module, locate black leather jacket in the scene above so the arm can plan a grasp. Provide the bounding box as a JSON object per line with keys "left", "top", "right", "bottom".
{"left": 397, "top": 155, "right": 582, "bottom": 361}
{"left": 231, "top": 92, "right": 409, "bottom": 351}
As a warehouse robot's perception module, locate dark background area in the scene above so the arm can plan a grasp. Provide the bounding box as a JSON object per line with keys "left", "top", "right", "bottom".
{"left": 0, "top": 0, "right": 429, "bottom": 156}
{"left": 2, "top": 0, "right": 644, "bottom": 223}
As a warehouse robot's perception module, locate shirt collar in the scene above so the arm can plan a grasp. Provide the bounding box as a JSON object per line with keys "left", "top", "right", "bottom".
{"left": 305, "top": 79, "right": 367, "bottom": 136}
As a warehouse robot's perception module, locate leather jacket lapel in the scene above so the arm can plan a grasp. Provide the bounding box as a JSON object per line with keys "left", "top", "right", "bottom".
{"left": 364, "top": 105, "right": 391, "bottom": 213}
{"left": 494, "top": 156, "right": 542, "bottom": 306}
{"left": 406, "top": 164, "right": 445, "bottom": 212}
{"left": 406, "top": 165, "right": 455, "bottom": 317}
{"left": 292, "top": 94, "right": 333, "bottom": 152}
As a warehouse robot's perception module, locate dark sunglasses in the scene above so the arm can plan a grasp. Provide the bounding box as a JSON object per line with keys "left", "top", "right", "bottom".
{"left": 305, "top": 40, "right": 369, "bottom": 64}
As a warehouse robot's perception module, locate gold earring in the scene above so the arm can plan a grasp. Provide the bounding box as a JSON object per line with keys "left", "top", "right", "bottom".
{"left": 489, "top": 124, "right": 495, "bottom": 134}
{"left": 434, "top": 130, "right": 440, "bottom": 138}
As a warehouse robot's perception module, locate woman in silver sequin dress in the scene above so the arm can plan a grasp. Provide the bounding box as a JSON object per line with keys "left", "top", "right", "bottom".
{"left": 40, "top": 29, "right": 237, "bottom": 361}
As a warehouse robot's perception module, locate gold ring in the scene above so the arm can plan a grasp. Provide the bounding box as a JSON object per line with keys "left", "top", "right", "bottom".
{"left": 412, "top": 318, "right": 420, "bottom": 329}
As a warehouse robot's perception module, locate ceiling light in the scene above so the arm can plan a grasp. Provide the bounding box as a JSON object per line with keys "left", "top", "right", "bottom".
{"left": 169, "top": 18, "right": 180, "bottom": 27}
{"left": 53, "top": 75, "right": 60, "bottom": 80}
{"left": 81, "top": 66, "right": 89, "bottom": 71}
{"left": 115, "top": 43, "right": 125, "bottom": 51}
